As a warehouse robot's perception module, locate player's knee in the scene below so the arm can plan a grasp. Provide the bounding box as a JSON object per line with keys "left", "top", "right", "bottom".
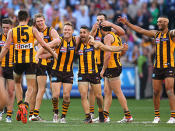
{"left": 166, "top": 89, "right": 174, "bottom": 97}
{"left": 153, "top": 88, "right": 161, "bottom": 96}
{"left": 63, "top": 93, "right": 70, "bottom": 101}
{"left": 52, "top": 94, "right": 59, "bottom": 99}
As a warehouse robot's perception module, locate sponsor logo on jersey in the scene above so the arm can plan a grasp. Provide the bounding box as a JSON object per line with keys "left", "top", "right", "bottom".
{"left": 44, "top": 36, "right": 50, "bottom": 39}
{"left": 68, "top": 46, "right": 75, "bottom": 50}
{"left": 85, "top": 48, "right": 93, "bottom": 52}
{"left": 15, "top": 43, "right": 33, "bottom": 49}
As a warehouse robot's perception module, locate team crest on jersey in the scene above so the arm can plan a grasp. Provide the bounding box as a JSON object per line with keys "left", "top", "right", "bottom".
{"left": 0, "top": 41, "right": 5, "bottom": 46}
{"left": 155, "top": 38, "right": 160, "bottom": 43}
{"left": 95, "top": 36, "right": 101, "bottom": 41}
{"left": 60, "top": 47, "right": 67, "bottom": 52}
{"left": 78, "top": 50, "right": 83, "bottom": 55}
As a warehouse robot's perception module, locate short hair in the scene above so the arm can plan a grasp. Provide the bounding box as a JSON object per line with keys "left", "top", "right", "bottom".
{"left": 33, "top": 13, "right": 45, "bottom": 23}
{"left": 64, "top": 22, "right": 74, "bottom": 29}
{"left": 18, "top": 10, "right": 29, "bottom": 21}
{"left": 2, "top": 18, "right": 13, "bottom": 25}
{"left": 159, "top": 15, "right": 169, "bottom": 19}
{"left": 80, "top": 25, "right": 90, "bottom": 31}
{"left": 97, "top": 13, "right": 107, "bottom": 20}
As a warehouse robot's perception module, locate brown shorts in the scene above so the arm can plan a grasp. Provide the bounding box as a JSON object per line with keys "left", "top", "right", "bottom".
{"left": 51, "top": 70, "right": 73, "bottom": 84}
{"left": 104, "top": 67, "right": 122, "bottom": 78}
{"left": 78, "top": 73, "right": 100, "bottom": 84}
{"left": 152, "top": 67, "right": 175, "bottom": 80}
{"left": 13, "top": 63, "right": 36, "bottom": 75}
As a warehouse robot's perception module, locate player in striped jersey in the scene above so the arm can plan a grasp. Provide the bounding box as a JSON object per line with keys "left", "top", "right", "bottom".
{"left": 36, "top": 22, "right": 80, "bottom": 123}
{"left": 30, "top": 13, "right": 61, "bottom": 121}
{"left": 89, "top": 13, "right": 125, "bottom": 120}
{"left": 0, "top": 18, "right": 15, "bottom": 123}
{"left": 0, "top": 10, "right": 57, "bottom": 124}
{"left": 93, "top": 25, "right": 133, "bottom": 123}
{"left": 118, "top": 16, "right": 175, "bottom": 123}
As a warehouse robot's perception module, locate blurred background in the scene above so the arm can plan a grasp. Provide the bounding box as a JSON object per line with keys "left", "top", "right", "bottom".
{"left": 0, "top": 0, "right": 175, "bottom": 99}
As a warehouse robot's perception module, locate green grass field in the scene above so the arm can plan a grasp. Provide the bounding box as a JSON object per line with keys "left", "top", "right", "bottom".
{"left": 0, "top": 98, "right": 175, "bottom": 131}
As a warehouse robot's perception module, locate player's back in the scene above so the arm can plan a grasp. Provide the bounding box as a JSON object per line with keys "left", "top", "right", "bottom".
{"left": 12, "top": 25, "right": 36, "bottom": 64}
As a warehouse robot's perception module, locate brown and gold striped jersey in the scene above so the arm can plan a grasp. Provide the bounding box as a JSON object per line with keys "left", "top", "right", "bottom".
{"left": 106, "top": 32, "right": 122, "bottom": 69}
{"left": 77, "top": 42, "right": 98, "bottom": 74}
{"left": 154, "top": 31, "right": 175, "bottom": 68}
{"left": 12, "top": 25, "right": 36, "bottom": 64}
{"left": 94, "top": 29, "right": 104, "bottom": 65}
{"left": 52, "top": 36, "right": 76, "bottom": 72}
{"left": 0, "top": 34, "right": 14, "bottom": 67}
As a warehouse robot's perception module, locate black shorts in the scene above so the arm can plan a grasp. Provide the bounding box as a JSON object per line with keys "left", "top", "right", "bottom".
{"left": 97, "top": 64, "right": 103, "bottom": 74}
{"left": 36, "top": 63, "right": 47, "bottom": 76}
{"left": 51, "top": 70, "right": 73, "bottom": 84}
{"left": 104, "top": 67, "right": 122, "bottom": 78}
{"left": 2, "top": 67, "right": 13, "bottom": 79}
{"left": 47, "top": 62, "right": 53, "bottom": 76}
{"left": 13, "top": 63, "right": 36, "bottom": 75}
{"left": 78, "top": 73, "right": 100, "bottom": 84}
{"left": 152, "top": 67, "right": 175, "bottom": 80}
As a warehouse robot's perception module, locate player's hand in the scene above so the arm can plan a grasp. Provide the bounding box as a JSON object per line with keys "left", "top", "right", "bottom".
{"left": 122, "top": 43, "right": 128, "bottom": 51}
{"left": 117, "top": 16, "right": 127, "bottom": 24}
{"left": 52, "top": 51, "right": 58, "bottom": 60}
{"left": 88, "top": 35, "right": 95, "bottom": 45}
{"left": 101, "top": 21, "right": 112, "bottom": 27}
{"left": 92, "top": 22, "right": 100, "bottom": 31}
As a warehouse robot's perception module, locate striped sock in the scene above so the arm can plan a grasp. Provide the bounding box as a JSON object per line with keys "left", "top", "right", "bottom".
{"left": 171, "top": 111, "right": 175, "bottom": 118}
{"left": 34, "top": 109, "right": 39, "bottom": 117}
{"left": 124, "top": 111, "right": 131, "bottom": 119}
{"left": 6, "top": 110, "right": 12, "bottom": 117}
{"left": 103, "top": 111, "right": 109, "bottom": 118}
{"left": 52, "top": 98, "right": 59, "bottom": 114}
{"left": 154, "top": 110, "right": 160, "bottom": 118}
{"left": 61, "top": 101, "right": 70, "bottom": 118}
{"left": 90, "top": 106, "right": 94, "bottom": 114}
{"left": 23, "top": 102, "right": 29, "bottom": 109}
{"left": 29, "top": 111, "right": 33, "bottom": 117}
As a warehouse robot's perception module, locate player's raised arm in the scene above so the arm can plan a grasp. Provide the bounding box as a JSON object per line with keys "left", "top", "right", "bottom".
{"left": 101, "top": 21, "right": 125, "bottom": 36}
{"left": 117, "top": 16, "right": 156, "bottom": 37}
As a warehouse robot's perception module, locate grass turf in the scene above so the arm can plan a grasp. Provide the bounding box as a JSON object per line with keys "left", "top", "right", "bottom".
{"left": 0, "top": 98, "right": 175, "bottom": 131}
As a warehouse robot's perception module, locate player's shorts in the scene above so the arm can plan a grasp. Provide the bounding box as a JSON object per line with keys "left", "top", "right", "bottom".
{"left": 97, "top": 64, "right": 103, "bottom": 74}
{"left": 104, "top": 67, "right": 122, "bottom": 78}
{"left": 36, "top": 63, "right": 47, "bottom": 76}
{"left": 51, "top": 70, "right": 73, "bottom": 84}
{"left": 152, "top": 67, "right": 175, "bottom": 80}
{"left": 47, "top": 61, "right": 54, "bottom": 76}
{"left": 2, "top": 67, "right": 13, "bottom": 79}
{"left": 13, "top": 63, "right": 36, "bottom": 75}
{"left": 78, "top": 73, "right": 100, "bottom": 84}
